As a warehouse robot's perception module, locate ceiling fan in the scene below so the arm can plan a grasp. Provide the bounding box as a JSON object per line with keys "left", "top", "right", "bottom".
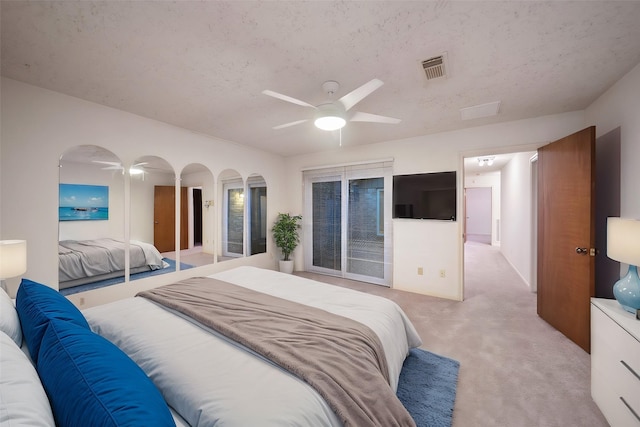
{"left": 262, "top": 79, "right": 401, "bottom": 131}
{"left": 92, "top": 161, "right": 148, "bottom": 175}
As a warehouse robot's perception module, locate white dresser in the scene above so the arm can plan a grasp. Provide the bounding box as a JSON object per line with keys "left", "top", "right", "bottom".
{"left": 591, "top": 298, "right": 640, "bottom": 426}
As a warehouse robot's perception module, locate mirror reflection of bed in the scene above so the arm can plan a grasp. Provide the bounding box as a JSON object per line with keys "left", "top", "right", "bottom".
{"left": 58, "top": 146, "right": 266, "bottom": 295}
{"left": 57, "top": 149, "right": 196, "bottom": 295}
{"left": 58, "top": 148, "right": 171, "bottom": 294}
{"left": 58, "top": 145, "right": 130, "bottom": 294}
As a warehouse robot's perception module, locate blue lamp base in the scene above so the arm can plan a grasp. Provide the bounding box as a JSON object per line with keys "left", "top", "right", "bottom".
{"left": 613, "top": 265, "right": 640, "bottom": 314}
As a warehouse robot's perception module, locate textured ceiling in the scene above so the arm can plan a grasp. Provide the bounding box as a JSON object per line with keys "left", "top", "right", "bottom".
{"left": 2, "top": 1, "right": 640, "bottom": 157}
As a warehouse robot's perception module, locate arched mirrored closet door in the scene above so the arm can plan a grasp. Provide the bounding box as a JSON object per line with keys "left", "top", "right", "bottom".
{"left": 58, "top": 145, "right": 125, "bottom": 294}
{"left": 247, "top": 174, "right": 267, "bottom": 256}
{"left": 129, "top": 155, "right": 177, "bottom": 281}
{"left": 218, "top": 169, "right": 244, "bottom": 261}
{"left": 179, "top": 163, "right": 215, "bottom": 268}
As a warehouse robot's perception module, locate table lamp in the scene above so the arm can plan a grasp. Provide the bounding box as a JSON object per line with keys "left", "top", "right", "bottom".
{"left": 0, "top": 240, "right": 27, "bottom": 292}
{"left": 607, "top": 218, "right": 640, "bottom": 313}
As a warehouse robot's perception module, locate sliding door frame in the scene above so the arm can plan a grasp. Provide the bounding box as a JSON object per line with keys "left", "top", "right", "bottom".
{"left": 303, "top": 161, "right": 393, "bottom": 286}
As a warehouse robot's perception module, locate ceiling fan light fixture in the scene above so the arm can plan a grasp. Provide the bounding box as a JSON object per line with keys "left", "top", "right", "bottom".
{"left": 129, "top": 167, "right": 144, "bottom": 175}
{"left": 314, "top": 115, "right": 346, "bottom": 131}
{"left": 314, "top": 103, "right": 346, "bottom": 131}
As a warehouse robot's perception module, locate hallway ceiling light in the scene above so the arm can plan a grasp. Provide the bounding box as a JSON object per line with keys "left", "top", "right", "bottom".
{"left": 477, "top": 157, "right": 495, "bottom": 167}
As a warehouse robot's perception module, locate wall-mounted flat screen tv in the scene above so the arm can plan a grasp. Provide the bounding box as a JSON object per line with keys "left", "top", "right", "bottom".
{"left": 392, "top": 171, "right": 456, "bottom": 220}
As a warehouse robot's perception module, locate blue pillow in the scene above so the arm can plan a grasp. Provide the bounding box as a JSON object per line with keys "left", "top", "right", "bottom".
{"left": 37, "top": 319, "right": 176, "bottom": 427}
{"left": 15, "top": 278, "right": 90, "bottom": 365}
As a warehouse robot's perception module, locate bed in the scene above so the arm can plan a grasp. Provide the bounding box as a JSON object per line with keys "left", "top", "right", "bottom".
{"left": 58, "top": 238, "right": 165, "bottom": 289}
{"left": 5, "top": 267, "right": 423, "bottom": 427}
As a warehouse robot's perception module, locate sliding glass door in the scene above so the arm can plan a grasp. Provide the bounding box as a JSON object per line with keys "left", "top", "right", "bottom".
{"left": 247, "top": 178, "right": 267, "bottom": 255}
{"left": 304, "top": 162, "right": 392, "bottom": 286}
{"left": 347, "top": 177, "right": 385, "bottom": 279}
{"left": 311, "top": 179, "right": 342, "bottom": 272}
{"left": 222, "top": 181, "right": 244, "bottom": 257}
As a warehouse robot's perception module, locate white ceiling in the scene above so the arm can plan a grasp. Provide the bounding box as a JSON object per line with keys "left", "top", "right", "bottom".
{"left": 2, "top": 1, "right": 640, "bottom": 157}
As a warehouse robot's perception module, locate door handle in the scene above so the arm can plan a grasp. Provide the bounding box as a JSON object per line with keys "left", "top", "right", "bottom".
{"left": 154, "top": 221, "right": 159, "bottom": 224}
{"left": 576, "top": 247, "right": 597, "bottom": 256}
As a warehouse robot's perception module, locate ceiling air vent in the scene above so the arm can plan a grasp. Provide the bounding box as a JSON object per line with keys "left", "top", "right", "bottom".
{"left": 422, "top": 54, "right": 447, "bottom": 80}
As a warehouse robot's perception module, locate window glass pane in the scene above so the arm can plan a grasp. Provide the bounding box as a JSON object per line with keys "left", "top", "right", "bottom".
{"left": 347, "top": 177, "right": 384, "bottom": 278}
{"left": 249, "top": 186, "right": 267, "bottom": 255}
{"left": 312, "top": 181, "right": 341, "bottom": 271}
{"left": 226, "top": 188, "right": 244, "bottom": 255}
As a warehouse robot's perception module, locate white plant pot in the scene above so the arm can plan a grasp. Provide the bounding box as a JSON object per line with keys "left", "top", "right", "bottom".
{"left": 279, "top": 260, "right": 294, "bottom": 274}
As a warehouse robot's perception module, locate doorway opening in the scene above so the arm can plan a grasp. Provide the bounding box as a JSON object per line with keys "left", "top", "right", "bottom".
{"left": 462, "top": 151, "right": 538, "bottom": 300}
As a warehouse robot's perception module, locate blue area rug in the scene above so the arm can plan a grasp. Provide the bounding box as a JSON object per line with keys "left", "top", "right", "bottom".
{"left": 397, "top": 348, "right": 460, "bottom": 427}
{"left": 60, "top": 258, "right": 194, "bottom": 296}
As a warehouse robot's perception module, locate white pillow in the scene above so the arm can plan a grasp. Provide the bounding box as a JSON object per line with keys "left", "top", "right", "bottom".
{"left": 0, "top": 331, "right": 55, "bottom": 426}
{"left": 0, "top": 287, "right": 22, "bottom": 346}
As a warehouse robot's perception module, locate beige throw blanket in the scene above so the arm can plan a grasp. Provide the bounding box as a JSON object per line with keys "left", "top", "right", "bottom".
{"left": 138, "top": 277, "right": 416, "bottom": 427}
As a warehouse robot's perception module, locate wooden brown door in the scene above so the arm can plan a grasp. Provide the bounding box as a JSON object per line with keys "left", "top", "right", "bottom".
{"left": 154, "top": 186, "right": 175, "bottom": 253}
{"left": 537, "top": 126, "right": 595, "bottom": 353}
{"left": 154, "top": 186, "right": 189, "bottom": 253}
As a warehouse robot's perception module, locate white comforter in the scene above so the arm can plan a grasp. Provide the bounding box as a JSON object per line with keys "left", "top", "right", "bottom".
{"left": 83, "top": 266, "right": 422, "bottom": 427}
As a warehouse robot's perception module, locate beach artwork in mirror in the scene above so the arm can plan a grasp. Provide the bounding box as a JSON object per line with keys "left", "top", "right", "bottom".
{"left": 59, "top": 184, "right": 109, "bottom": 221}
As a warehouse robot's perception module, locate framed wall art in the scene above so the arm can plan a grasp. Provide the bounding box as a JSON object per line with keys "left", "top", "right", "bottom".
{"left": 59, "top": 183, "right": 109, "bottom": 221}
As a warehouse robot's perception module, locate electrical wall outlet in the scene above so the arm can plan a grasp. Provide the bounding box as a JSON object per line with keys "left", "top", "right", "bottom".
{"left": 417, "top": 267, "right": 424, "bottom": 275}
{"left": 439, "top": 269, "right": 446, "bottom": 278}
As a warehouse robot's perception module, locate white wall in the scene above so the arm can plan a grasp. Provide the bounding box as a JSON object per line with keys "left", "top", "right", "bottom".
{"left": 586, "top": 63, "right": 640, "bottom": 284}
{"left": 464, "top": 171, "right": 501, "bottom": 246}
{"left": 500, "top": 152, "right": 537, "bottom": 290}
{"left": 586, "top": 62, "right": 640, "bottom": 220}
{"left": 0, "top": 78, "right": 287, "bottom": 303}
{"left": 285, "top": 112, "right": 586, "bottom": 300}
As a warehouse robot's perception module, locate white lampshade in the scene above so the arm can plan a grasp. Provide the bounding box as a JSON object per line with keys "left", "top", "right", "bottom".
{"left": 0, "top": 240, "right": 27, "bottom": 279}
{"left": 607, "top": 218, "right": 640, "bottom": 266}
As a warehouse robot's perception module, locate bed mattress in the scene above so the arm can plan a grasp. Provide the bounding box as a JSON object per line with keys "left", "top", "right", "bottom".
{"left": 83, "top": 266, "right": 422, "bottom": 426}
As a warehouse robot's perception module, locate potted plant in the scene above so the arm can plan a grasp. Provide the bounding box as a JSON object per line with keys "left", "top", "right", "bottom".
{"left": 272, "top": 213, "right": 302, "bottom": 274}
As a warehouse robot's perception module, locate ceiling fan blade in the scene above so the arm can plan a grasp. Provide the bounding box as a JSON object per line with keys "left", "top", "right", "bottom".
{"left": 92, "top": 160, "right": 121, "bottom": 166}
{"left": 339, "top": 79, "right": 384, "bottom": 111}
{"left": 262, "top": 90, "right": 317, "bottom": 109}
{"left": 350, "top": 111, "right": 401, "bottom": 124}
{"left": 101, "top": 166, "right": 123, "bottom": 170}
{"left": 132, "top": 162, "right": 148, "bottom": 167}
{"left": 273, "top": 119, "right": 309, "bottom": 130}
